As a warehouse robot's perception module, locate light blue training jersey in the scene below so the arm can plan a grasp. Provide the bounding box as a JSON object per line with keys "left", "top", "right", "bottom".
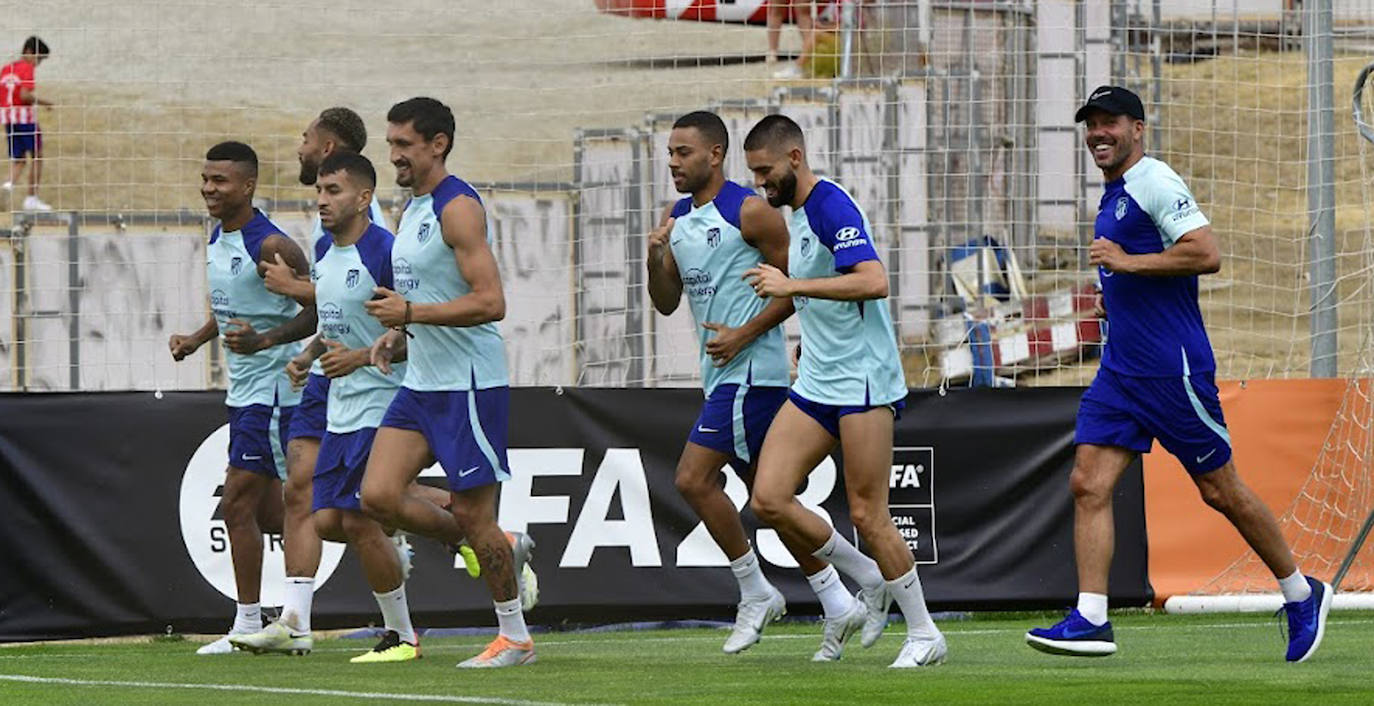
{"left": 668, "top": 181, "right": 791, "bottom": 396}
{"left": 313, "top": 222, "right": 404, "bottom": 433}
{"left": 787, "top": 179, "right": 906, "bottom": 406}
{"left": 391, "top": 174, "right": 508, "bottom": 392}
{"left": 309, "top": 195, "right": 388, "bottom": 377}
{"left": 207, "top": 209, "right": 303, "bottom": 407}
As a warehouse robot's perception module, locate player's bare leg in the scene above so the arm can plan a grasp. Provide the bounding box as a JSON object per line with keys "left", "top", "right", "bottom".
{"left": 1025, "top": 443, "right": 1131, "bottom": 658}
{"left": 838, "top": 408, "right": 945, "bottom": 668}
{"left": 1193, "top": 462, "right": 1298, "bottom": 577}
{"left": 283, "top": 438, "right": 323, "bottom": 579}
{"left": 199, "top": 467, "right": 273, "bottom": 655}
{"left": 360, "top": 427, "right": 464, "bottom": 545}
{"left": 1069, "top": 444, "right": 1134, "bottom": 597}
{"left": 455, "top": 483, "right": 535, "bottom": 668}
{"left": 221, "top": 467, "right": 273, "bottom": 605}
{"left": 343, "top": 511, "right": 420, "bottom": 663}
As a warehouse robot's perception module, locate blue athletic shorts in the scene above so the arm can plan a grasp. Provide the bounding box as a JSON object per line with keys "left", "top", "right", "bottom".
{"left": 5, "top": 123, "right": 39, "bottom": 159}
{"left": 687, "top": 384, "right": 788, "bottom": 473}
{"left": 1075, "top": 366, "right": 1232, "bottom": 475}
{"left": 287, "top": 373, "right": 330, "bottom": 441}
{"left": 787, "top": 389, "right": 906, "bottom": 440}
{"left": 226, "top": 402, "right": 294, "bottom": 479}
{"left": 312, "top": 427, "right": 377, "bottom": 512}
{"left": 380, "top": 386, "right": 510, "bottom": 492}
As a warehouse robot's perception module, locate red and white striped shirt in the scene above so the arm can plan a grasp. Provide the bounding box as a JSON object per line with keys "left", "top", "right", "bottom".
{"left": 0, "top": 60, "right": 36, "bottom": 124}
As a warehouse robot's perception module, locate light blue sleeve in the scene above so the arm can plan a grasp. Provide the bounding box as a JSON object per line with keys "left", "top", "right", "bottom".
{"left": 1124, "top": 160, "right": 1210, "bottom": 246}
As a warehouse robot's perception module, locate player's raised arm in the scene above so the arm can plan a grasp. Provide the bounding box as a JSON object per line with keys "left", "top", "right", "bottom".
{"left": 403, "top": 196, "right": 505, "bottom": 327}
{"left": 646, "top": 204, "right": 683, "bottom": 315}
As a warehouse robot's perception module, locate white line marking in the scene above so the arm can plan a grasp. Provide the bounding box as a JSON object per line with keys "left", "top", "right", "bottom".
{"left": 0, "top": 674, "right": 603, "bottom": 706}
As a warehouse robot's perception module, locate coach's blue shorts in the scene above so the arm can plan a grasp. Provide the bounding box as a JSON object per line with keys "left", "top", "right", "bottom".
{"left": 5, "top": 123, "right": 39, "bottom": 159}
{"left": 312, "top": 427, "right": 377, "bottom": 512}
{"left": 1075, "top": 366, "right": 1232, "bottom": 475}
{"left": 380, "top": 386, "right": 510, "bottom": 492}
{"left": 687, "top": 384, "right": 788, "bottom": 473}
{"left": 787, "top": 389, "right": 906, "bottom": 440}
{"left": 287, "top": 373, "right": 330, "bottom": 441}
{"left": 226, "top": 402, "right": 294, "bottom": 479}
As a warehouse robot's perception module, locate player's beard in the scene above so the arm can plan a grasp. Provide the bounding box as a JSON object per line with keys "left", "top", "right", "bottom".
{"left": 767, "top": 169, "right": 797, "bottom": 208}
{"left": 298, "top": 157, "right": 319, "bottom": 186}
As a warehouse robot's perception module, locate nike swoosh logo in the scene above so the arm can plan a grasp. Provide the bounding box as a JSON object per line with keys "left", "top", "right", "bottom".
{"left": 241, "top": 455, "right": 263, "bottom": 461}
{"left": 1196, "top": 449, "right": 1217, "bottom": 464}
{"left": 903, "top": 578, "right": 916, "bottom": 590}
{"left": 696, "top": 426, "right": 719, "bottom": 433}
{"left": 1059, "top": 625, "right": 1106, "bottom": 639}
{"left": 458, "top": 466, "right": 480, "bottom": 477}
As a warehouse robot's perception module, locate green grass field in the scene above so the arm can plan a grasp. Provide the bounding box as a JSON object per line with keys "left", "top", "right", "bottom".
{"left": 2, "top": 612, "right": 1372, "bottom": 705}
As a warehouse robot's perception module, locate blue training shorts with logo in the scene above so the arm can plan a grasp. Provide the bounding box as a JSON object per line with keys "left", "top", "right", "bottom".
{"left": 380, "top": 385, "right": 511, "bottom": 492}
{"left": 226, "top": 402, "right": 294, "bottom": 479}
{"left": 787, "top": 389, "right": 906, "bottom": 440}
{"left": 312, "top": 427, "right": 377, "bottom": 512}
{"left": 5, "top": 123, "right": 40, "bottom": 159}
{"left": 687, "top": 384, "right": 788, "bottom": 473}
{"left": 1075, "top": 365, "right": 1232, "bottom": 475}
{"left": 286, "top": 373, "right": 330, "bottom": 441}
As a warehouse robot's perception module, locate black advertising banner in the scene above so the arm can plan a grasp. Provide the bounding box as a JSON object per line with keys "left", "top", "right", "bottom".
{"left": 0, "top": 388, "right": 1150, "bottom": 640}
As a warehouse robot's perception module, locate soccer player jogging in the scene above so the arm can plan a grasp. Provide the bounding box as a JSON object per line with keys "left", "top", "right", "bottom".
{"left": 742, "top": 114, "right": 947, "bottom": 669}
{"left": 647, "top": 110, "right": 884, "bottom": 660}
{"left": 1025, "top": 86, "right": 1332, "bottom": 662}
{"left": 273, "top": 152, "right": 421, "bottom": 661}
{"left": 361, "top": 97, "right": 535, "bottom": 668}
{"left": 0, "top": 36, "right": 53, "bottom": 211}
{"left": 169, "top": 141, "right": 318, "bottom": 655}
{"left": 236, "top": 108, "right": 403, "bottom": 653}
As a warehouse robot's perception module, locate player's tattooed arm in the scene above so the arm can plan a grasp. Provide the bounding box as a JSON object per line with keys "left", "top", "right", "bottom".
{"left": 169, "top": 317, "right": 219, "bottom": 361}
{"left": 1090, "top": 226, "right": 1220, "bottom": 277}
{"left": 646, "top": 204, "right": 683, "bottom": 316}
{"left": 407, "top": 196, "right": 505, "bottom": 327}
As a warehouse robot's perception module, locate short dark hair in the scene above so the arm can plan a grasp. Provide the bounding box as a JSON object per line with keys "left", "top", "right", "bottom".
{"left": 318, "top": 150, "right": 377, "bottom": 189}
{"left": 387, "top": 97, "right": 455, "bottom": 158}
{"left": 22, "top": 36, "right": 49, "bottom": 56}
{"left": 744, "top": 114, "right": 805, "bottom": 152}
{"left": 205, "top": 141, "right": 258, "bottom": 176}
{"left": 673, "top": 110, "right": 729, "bottom": 154}
{"left": 316, "top": 107, "right": 367, "bottom": 152}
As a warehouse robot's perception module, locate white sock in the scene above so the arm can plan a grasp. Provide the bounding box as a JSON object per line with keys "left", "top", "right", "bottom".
{"left": 282, "top": 577, "right": 314, "bottom": 633}
{"left": 373, "top": 585, "right": 417, "bottom": 645}
{"left": 1278, "top": 570, "right": 1312, "bottom": 604}
{"left": 232, "top": 602, "right": 262, "bottom": 634}
{"left": 495, "top": 597, "right": 531, "bottom": 644}
{"left": 729, "top": 549, "right": 773, "bottom": 601}
{"left": 887, "top": 567, "right": 938, "bottom": 637}
{"left": 806, "top": 565, "right": 854, "bottom": 619}
{"left": 1076, "top": 592, "right": 1109, "bottom": 626}
{"left": 812, "top": 531, "right": 884, "bottom": 591}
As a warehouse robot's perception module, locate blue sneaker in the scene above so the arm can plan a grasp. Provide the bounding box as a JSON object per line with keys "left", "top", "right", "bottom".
{"left": 1280, "top": 576, "right": 1332, "bottom": 663}
{"left": 1025, "top": 609, "right": 1117, "bottom": 656}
